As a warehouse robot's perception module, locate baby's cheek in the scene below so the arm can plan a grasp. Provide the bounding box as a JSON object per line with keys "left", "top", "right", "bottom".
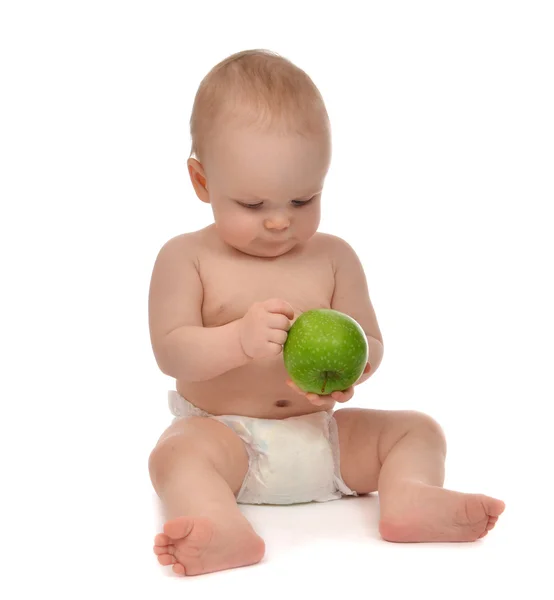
{"left": 297, "top": 209, "right": 320, "bottom": 241}
{"left": 220, "top": 215, "right": 253, "bottom": 243}
{"left": 234, "top": 217, "right": 258, "bottom": 242}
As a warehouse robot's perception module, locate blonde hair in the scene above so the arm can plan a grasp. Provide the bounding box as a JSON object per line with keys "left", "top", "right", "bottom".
{"left": 189, "top": 49, "right": 330, "bottom": 160}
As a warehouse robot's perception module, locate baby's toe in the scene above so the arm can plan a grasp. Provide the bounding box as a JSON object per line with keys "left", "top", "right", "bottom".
{"left": 158, "top": 553, "right": 176, "bottom": 566}
{"left": 154, "top": 533, "right": 171, "bottom": 546}
{"left": 164, "top": 516, "right": 194, "bottom": 539}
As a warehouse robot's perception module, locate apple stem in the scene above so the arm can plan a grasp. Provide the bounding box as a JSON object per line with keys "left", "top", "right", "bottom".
{"left": 321, "top": 372, "right": 328, "bottom": 394}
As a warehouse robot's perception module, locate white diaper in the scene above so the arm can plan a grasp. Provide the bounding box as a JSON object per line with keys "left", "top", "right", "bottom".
{"left": 168, "top": 391, "right": 357, "bottom": 505}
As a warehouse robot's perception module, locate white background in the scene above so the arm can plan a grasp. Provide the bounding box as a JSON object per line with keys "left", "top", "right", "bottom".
{"left": 1, "top": 1, "right": 553, "bottom": 598}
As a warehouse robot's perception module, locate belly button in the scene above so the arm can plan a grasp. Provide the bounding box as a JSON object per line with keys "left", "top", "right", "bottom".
{"left": 275, "top": 399, "right": 290, "bottom": 408}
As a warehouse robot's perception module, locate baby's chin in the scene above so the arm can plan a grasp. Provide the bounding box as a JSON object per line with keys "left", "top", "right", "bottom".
{"left": 234, "top": 238, "right": 299, "bottom": 258}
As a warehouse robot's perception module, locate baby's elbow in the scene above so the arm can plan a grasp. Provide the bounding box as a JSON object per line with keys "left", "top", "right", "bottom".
{"left": 153, "top": 352, "right": 172, "bottom": 378}
{"left": 151, "top": 341, "right": 176, "bottom": 378}
{"left": 158, "top": 359, "right": 175, "bottom": 379}
{"left": 153, "top": 348, "right": 201, "bottom": 383}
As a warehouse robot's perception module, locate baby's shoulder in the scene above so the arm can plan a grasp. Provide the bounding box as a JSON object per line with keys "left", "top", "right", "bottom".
{"left": 313, "top": 231, "right": 345, "bottom": 247}
{"left": 156, "top": 227, "right": 211, "bottom": 259}
{"left": 310, "top": 231, "right": 354, "bottom": 257}
{"left": 309, "top": 232, "right": 364, "bottom": 272}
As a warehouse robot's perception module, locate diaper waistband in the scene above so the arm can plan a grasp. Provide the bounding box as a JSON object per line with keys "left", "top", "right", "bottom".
{"left": 168, "top": 390, "right": 211, "bottom": 419}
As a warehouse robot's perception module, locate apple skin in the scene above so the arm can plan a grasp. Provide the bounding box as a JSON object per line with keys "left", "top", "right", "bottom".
{"left": 283, "top": 308, "right": 369, "bottom": 395}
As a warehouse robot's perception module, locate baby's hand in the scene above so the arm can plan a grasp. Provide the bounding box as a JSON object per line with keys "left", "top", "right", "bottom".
{"left": 286, "top": 363, "right": 370, "bottom": 408}
{"left": 239, "top": 298, "right": 295, "bottom": 360}
{"left": 286, "top": 379, "right": 355, "bottom": 408}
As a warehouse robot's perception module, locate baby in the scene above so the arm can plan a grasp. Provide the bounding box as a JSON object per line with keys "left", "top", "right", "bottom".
{"left": 148, "top": 50, "right": 505, "bottom": 577}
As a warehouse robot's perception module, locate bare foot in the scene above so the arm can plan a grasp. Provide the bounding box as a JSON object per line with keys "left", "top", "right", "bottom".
{"left": 379, "top": 481, "right": 506, "bottom": 543}
{"left": 153, "top": 515, "right": 265, "bottom": 576}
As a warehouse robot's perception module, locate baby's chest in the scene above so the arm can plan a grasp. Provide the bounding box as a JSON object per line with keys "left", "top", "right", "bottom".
{"left": 199, "top": 254, "right": 335, "bottom": 327}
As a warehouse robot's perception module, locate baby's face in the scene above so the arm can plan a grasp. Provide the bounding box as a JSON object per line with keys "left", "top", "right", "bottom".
{"left": 202, "top": 124, "right": 331, "bottom": 258}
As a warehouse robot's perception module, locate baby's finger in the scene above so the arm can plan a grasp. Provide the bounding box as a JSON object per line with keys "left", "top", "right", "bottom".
{"left": 306, "top": 393, "right": 325, "bottom": 406}
{"left": 268, "top": 328, "right": 288, "bottom": 346}
{"left": 307, "top": 393, "right": 335, "bottom": 407}
{"left": 331, "top": 387, "right": 354, "bottom": 402}
{"left": 268, "top": 313, "right": 293, "bottom": 331}
{"left": 264, "top": 298, "right": 295, "bottom": 320}
{"left": 286, "top": 380, "right": 334, "bottom": 407}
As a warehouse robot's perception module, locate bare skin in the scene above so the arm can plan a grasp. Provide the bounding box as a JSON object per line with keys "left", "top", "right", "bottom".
{"left": 148, "top": 120, "right": 505, "bottom": 576}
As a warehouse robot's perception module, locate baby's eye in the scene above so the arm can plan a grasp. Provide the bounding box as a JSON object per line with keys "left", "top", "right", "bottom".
{"left": 291, "top": 197, "right": 315, "bottom": 207}
{"left": 239, "top": 203, "right": 263, "bottom": 209}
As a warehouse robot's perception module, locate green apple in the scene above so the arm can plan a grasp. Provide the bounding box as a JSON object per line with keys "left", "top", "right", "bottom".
{"left": 283, "top": 308, "right": 368, "bottom": 395}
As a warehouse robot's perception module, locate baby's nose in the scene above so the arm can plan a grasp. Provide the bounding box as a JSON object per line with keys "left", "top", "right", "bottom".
{"left": 264, "top": 216, "right": 290, "bottom": 230}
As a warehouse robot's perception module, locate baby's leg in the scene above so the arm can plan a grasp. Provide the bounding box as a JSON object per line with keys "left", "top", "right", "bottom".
{"left": 148, "top": 416, "right": 265, "bottom": 576}
{"left": 335, "top": 408, "right": 505, "bottom": 542}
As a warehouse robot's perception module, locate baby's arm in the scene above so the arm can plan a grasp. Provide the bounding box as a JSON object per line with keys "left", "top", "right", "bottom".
{"left": 329, "top": 235, "right": 384, "bottom": 381}
{"left": 148, "top": 235, "right": 250, "bottom": 382}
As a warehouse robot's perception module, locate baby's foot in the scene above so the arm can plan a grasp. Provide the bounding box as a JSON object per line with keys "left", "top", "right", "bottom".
{"left": 153, "top": 515, "right": 265, "bottom": 576}
{"left": 379, "top": 481, "right": 505, "bottom": 543}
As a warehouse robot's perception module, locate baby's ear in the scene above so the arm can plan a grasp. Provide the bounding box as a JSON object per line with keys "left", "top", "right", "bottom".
{"left": 187, "top": 158, "right": 210, "bottom": 203}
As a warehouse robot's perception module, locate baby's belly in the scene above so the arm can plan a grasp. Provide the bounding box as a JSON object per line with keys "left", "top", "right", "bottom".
{"left": 176, "top": 355, "right": 334, "bottom": 419}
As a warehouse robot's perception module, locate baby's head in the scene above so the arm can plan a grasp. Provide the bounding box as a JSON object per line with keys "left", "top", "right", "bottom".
{"left": 187, "top": 50, "right": 331, "bottom": 258}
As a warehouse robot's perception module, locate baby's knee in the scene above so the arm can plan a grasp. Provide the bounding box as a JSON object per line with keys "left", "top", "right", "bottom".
{"left": 406, "top": 411, "right": 446, "bottom": 449}
{"left": 149, "top": 416, "right": 249, "bottom": 490}
{"left": 149, "top": 418, "right": 213, "bottom": 475}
